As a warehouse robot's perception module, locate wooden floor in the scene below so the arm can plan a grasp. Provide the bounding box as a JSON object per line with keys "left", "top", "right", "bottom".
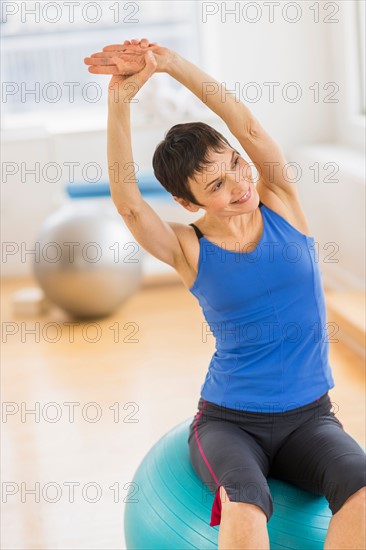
{"left": 1, "top": 276, "right": 365, "bottom": 550}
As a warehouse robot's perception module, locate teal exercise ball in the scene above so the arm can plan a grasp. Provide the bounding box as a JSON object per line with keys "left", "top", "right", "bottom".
{"left": 124, "top": 419, "right": 332, "bottom": 549}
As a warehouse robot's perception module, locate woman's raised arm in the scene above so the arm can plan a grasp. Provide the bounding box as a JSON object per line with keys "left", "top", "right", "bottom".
{"left": 84, "top": 43, "right": 184, "bottom": 270}
{"left": 89, "top": 39, "right": 297, "bottom": 199}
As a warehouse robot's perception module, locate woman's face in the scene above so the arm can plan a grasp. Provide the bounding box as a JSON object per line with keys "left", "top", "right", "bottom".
{"left": 188, "top": 146, "right": 258, "bottom": 215}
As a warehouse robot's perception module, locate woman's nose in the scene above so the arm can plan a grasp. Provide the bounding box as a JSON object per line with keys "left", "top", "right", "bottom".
{"left": 230, "top": 170, "right": 246, "bottom": 188}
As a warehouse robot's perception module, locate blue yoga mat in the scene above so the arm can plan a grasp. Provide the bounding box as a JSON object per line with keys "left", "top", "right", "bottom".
{"left": 66, "top": 175, "right": 171, "bottom": 200}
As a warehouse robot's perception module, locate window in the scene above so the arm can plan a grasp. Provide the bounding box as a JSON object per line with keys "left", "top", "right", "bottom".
{"left": 331, "top": 0, "right": 365, "bottom": 150}
{"left": 1, "top": 1, "right": 201, "bottom": 128}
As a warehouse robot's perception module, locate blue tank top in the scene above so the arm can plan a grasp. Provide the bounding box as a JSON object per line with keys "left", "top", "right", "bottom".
{"left": 189, "top": 202, "right": 335, "bottom": 413}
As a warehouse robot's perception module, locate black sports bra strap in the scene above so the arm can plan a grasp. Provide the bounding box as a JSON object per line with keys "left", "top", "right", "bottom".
{"left": 189, "top": 223, "right": 204, "bottom": 240}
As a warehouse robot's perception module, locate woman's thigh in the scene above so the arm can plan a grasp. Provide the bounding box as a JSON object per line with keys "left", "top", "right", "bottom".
{"left": 269, "top": 405, "right": 366, "bottom": 514}
{"left": 188, "top": 399, "right": 273, "bottom": 524}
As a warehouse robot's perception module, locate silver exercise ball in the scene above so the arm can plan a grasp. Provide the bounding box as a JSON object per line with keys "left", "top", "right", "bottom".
{"left": 33, "top": 203, "right": 144, "bottom": 319}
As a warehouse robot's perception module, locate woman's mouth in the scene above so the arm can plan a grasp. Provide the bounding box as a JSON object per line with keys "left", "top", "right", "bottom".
{"left": 231, "top": 187, "right": 251, "bottom": 204}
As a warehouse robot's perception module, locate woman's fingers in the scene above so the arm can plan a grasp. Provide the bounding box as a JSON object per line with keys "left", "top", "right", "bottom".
{"left": 85, "top": 50, "right": 147, "bottom": 69}
{"left": 84, "top": 56, "right": 115, "bottom": 66}
{"left": 90, "top": 52, "right": 116, "bottom": 58}
{"left": 87, "top": 65, "right": 120, "bottom": 75}
{"left": 103, "top": 44, "right": 128, "bottom": 52}
{"left": 90, "top": 51, "right": 143, "bottom": 59}
{"left": 85, "top": 51, "right": 141, "bottom": 64}
{"left": 88, "top": 61, "right": 141, "bottom": 75}
{"left": 102, "top": 39, "right": 157, "bottom": 52}
{"left": 102, "top": 43, "right": 142, "bottom": 53}
{"left": 85, "top": 39, "right": 158, "bottom": 77}
{"left": 140, "top": 37, "right": 149, "bottom": 48}
{"left": 86, "top": 55, "right": 146, "bottom": 75}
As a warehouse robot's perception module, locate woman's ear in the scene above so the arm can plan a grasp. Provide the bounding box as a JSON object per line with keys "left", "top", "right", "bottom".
{"left": 173, "top": 196, "right": 201, "bottom": 212}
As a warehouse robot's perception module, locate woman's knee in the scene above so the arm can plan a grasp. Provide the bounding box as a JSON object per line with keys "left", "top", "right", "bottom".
{"left": 325, "top": 453, "right": 366, "bottom": 514}
{"left": 220, "top": 485, "right": 269, "bottom": 523}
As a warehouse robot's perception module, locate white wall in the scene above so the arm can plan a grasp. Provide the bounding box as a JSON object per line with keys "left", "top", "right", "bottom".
{"left": 2, "top": 2, "right": 364, "bottom": 290}
{"left": 198, "top": 1, "right": 335, "bottom": 147}
{"left": 289, "top": 144, "right": 365, "bottom": 291}
{"left": 198, "top": 1, "right": 365, "bottom": 290}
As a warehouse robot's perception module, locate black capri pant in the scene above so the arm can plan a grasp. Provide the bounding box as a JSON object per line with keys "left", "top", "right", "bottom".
{"left": 188, "top": 392, "right": 366, "bottom": 525}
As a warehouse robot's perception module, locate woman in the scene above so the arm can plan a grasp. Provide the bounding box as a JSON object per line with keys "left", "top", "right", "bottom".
{"left": 84, "top": 38, "right": 365, "bottom": 549}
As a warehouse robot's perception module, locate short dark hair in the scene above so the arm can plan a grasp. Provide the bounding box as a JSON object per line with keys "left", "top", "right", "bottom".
{"left": 152, "top": 122, "right": 233, "bottom": 207}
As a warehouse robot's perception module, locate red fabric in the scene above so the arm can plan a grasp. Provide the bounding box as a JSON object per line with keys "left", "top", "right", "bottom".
{"left": 194, "top": 402, "right": 220, "bottom": 485}
{"left": 210, "top": 485, "right": 223, "bottom": 526}
{"left": 193, "top": 401, "right": 227, "bottom": 527}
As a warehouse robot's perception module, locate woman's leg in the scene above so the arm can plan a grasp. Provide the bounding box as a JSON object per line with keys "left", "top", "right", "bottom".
{"left": 324, "top": 486, "right": 366, "bottom": 549}
{"left": 188, "top": 399, "right": 273, "bottom": 549}
{"left": 218, "top": 486, "right": 270, "bottom": 549}
{"left": 269, "top": 401, "right": 366, "bottom": 550}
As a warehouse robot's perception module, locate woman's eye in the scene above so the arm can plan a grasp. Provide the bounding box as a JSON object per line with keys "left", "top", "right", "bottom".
{"left": 234, "top": 157, "right": 239, "bottom": 167}
{"left": 213, "top": 181, "right": 222, "bottom": 192}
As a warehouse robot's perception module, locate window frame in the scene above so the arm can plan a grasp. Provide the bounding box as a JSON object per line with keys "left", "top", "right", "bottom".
{"left": 330, "top": 0, "right": 365, "bottom": 151}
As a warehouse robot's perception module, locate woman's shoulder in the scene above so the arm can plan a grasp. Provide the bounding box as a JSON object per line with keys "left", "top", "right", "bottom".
{"left": 165, "top": 220, "right": 201, "bottom": 290}
{"left": 257, "top": 183, "right": 313, "bottom": 237}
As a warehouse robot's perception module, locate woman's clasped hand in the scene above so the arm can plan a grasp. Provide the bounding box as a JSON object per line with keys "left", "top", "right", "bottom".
{"left": 84, "top": 37, "right": 172, "bottom": 77}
